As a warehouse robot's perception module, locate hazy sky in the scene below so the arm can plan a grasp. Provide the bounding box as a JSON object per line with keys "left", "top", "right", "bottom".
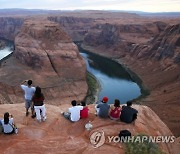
{"left": 0, "top": 0, "right": 180, "bottom": 12}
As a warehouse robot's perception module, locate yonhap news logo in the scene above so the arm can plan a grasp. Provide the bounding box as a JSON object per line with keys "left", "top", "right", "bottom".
{"left": 90, "top": 131, "right": 106, "bottom": 148}
{"left": 90, "top": 131, "right": 176, "bottom": 148}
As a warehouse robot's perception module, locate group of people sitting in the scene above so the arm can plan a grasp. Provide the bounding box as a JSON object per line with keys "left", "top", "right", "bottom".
{"left": 0, "top": 79, "right": 138, "bottom": 134}
{"left": 96, "top": 97, "right": 138, "bottom": 123}
{"left": 62, "top": 96, "right": 138, "bottom": 123}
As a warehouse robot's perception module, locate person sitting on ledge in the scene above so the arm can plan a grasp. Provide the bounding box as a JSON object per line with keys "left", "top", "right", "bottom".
{"left": 63, "top": 100, "right": 83, "bottom": 122}
{"left": 96, "top": 96, "right": 110, "bottom": 118}
{"left": 80, "top": 101, "right": 88, "bottom": 119}
{"left": 120, "top": 101, "right": 138, "bottom": 123}
{"left": 109, "top": 99, "right": 121, "bottom": 120}
{"left": 1, "top": 112, "right": 16, "bottom": 134}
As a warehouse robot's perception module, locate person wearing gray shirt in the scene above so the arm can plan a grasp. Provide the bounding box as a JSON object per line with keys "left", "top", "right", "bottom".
{"left": 96, "top": 96, "right": 110, "bottom": 118}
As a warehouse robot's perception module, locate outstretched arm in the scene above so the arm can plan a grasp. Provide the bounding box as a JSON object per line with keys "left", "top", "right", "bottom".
{"left": 20, "top": 80, "right": 28, "bottom": 90}
{"left": 21, "top": 80, "right": 28, "bottom": 85}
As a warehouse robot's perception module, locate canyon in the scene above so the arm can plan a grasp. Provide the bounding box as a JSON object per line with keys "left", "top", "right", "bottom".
{"left": 48, "top": 12, "right": 180, "bottom": 137}
{"left": 0, "top": 10, "right": 180, "bottom": 153}
{"left": 81, "top": 21, "right": 180, "bottom": 137}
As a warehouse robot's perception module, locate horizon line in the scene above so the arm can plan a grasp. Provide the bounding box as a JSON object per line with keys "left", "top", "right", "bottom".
{"left": 0, "top": 8, "right": 180, "bottom": 14}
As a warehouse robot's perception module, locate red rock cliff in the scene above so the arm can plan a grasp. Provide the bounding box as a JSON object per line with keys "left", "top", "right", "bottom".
{"left": 0, "top": 19, "right": 88, "bottom": 105}
{"left": 0, "top": 17, "right": 24, "bottom": 40}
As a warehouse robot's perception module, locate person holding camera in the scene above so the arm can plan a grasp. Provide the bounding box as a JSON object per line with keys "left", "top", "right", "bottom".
{"left": 20, "top": 80, "right": 36, "bottom": 117}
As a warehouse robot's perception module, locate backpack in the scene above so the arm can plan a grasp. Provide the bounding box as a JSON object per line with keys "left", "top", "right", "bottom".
{"left": 119, "top": 130, "right": 131, "bottom": 141}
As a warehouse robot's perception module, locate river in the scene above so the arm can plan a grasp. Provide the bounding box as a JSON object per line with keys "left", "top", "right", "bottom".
{"left": 0, "top": 42, "right": 141, "bottom": 104}
{"left": 80, "top": 49, "right": 141, "bottom": 104}
{"left": 0, "top": 47, "right": 13, "bottom": 60}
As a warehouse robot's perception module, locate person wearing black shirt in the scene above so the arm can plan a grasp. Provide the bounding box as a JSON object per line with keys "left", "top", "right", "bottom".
{"left": 120, "top": 101, "right": 138, "bottom": 123}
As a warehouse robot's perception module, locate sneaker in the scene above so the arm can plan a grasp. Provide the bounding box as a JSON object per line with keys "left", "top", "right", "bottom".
{"left": 31, "top": 114, "right": 36, "bottom": 118}
{"left": 42, "top": 116, "right": 47, "bottom": 122}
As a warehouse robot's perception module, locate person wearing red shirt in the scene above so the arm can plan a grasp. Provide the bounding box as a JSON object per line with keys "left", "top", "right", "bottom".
{"left": 109, "top": 99, "right": 121, "bottom": 120}
{"left": 80, "top": 101, "right": 88, "bottom": 118}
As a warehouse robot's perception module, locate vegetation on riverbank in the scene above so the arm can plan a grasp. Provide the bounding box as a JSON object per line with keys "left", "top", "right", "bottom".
{"left": 125, "top": 134, "right": 164, "bottom": 154}
{"left": 84, "top": 71, "right": 100, "bottom": 104}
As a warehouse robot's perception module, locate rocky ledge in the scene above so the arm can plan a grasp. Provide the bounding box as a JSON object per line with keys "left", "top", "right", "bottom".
{"left": 0, "top": 103, "right": 179, "bottom": 154}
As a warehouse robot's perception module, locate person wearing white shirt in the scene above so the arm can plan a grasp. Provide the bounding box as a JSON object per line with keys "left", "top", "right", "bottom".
{"left": 63, "top": 100, "right": 83, "bottom": 122}
{"left": 1, "top": 112, "right": 15, "bottom": 134}
{"left": 20, "top": 80, "right": 36, "bottom": 117}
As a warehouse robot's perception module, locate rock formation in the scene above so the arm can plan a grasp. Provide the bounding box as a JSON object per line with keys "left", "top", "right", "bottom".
{"left": 130, "top": 24, "right": 180, "bottom": 65}
{"left": 48, "top": 16, "right": 95, "bottom": 41}
{"left": 0, "top": 40, "right": 6, "bottom": 49}
{"left": 0, "top": 17, "right": 24, "bottom": 41}
{"left": 0, "top": 103, "right": 179, "bottom": 154}
{"left": 0, "top": 19, "right": 88, "bottom": 105}
{"left": 83, "top": 22, "right": 168, "bottom": 57}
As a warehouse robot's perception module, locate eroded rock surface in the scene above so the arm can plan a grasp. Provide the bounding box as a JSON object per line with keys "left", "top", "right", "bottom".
{"left": 0, "top": 17, "right": 24, "bottom": 41}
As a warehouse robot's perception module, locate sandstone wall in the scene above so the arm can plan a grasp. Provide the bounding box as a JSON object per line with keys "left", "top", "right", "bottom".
{"left": 0, "top": 17, "right": 24, "bottom": 41}
{"left": 48, "top": 16, "right": 95, "bottom": 41}
{"left": 0, "top": 19, "right": 88, "bottom": 105}
{"left": 83, "top": 22, "right": 167, "bottom": 57}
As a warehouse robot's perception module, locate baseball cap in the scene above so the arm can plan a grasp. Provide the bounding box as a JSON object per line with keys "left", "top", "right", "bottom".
{"left": 102, "top": 96, "right": 108, "bottom": 103}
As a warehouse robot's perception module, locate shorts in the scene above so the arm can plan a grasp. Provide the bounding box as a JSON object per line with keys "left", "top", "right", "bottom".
{"left": 63, "top": 112, "right": 73, "bottom": 122}
{"left": 25, "top": 99, "right": 33, "bottom": 110}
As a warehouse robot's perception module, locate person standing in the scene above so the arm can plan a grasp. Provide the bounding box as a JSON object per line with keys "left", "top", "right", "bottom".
{"left": 32, "top": 86, "right": 46, "bottom": 123}
{"left": 20, "top": 80, "right": 35, "bottom": 117}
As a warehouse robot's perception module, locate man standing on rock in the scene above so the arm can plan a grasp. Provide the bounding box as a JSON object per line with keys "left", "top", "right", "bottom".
{"left": 20, "top": 80, "right": 36, "bottom": 117}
